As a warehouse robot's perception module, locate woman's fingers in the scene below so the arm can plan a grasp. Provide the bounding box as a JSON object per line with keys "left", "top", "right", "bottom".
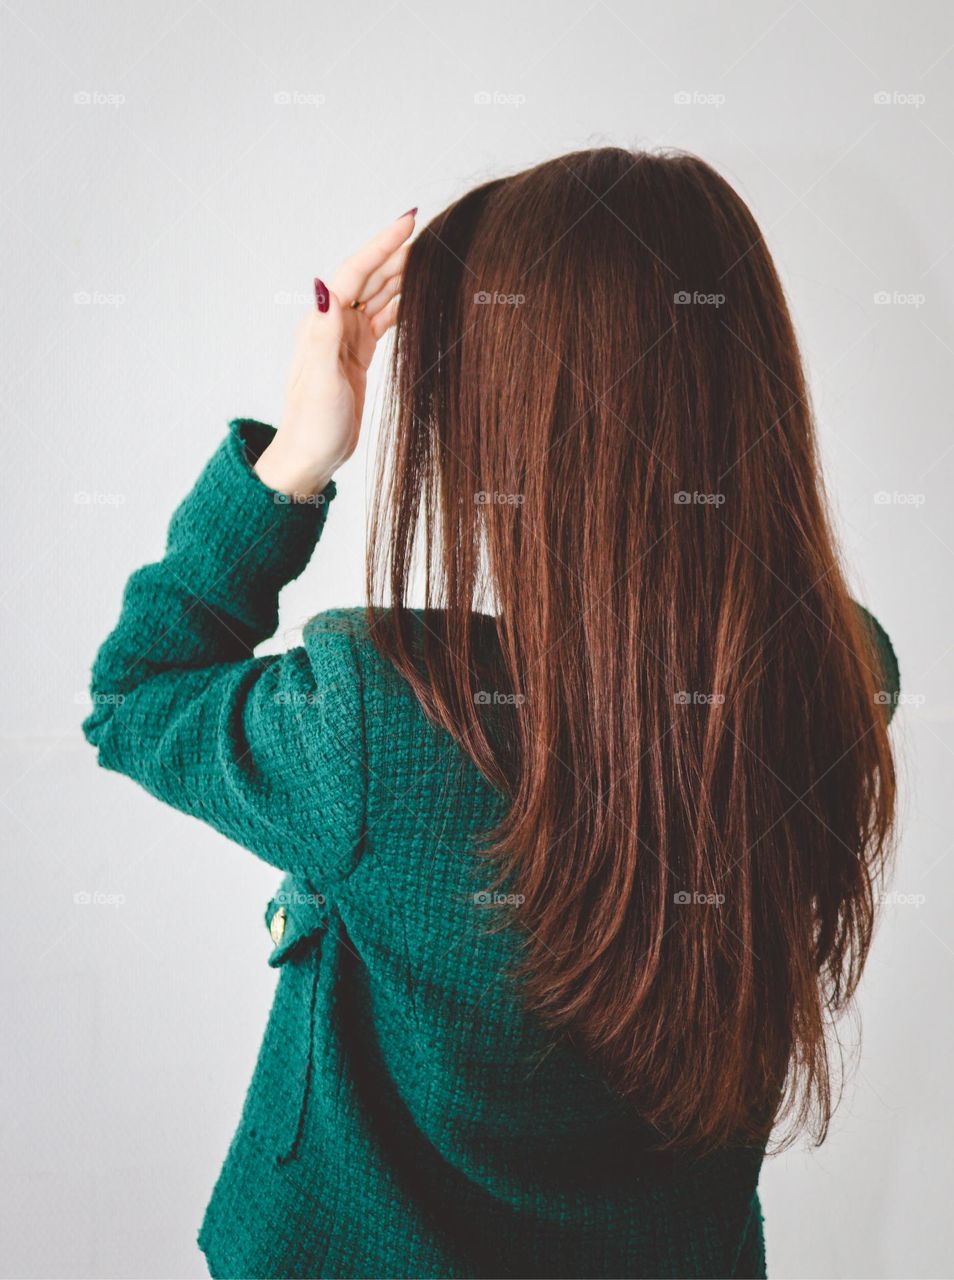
{"left": 362, "top": 271, "right": 402, "bottom": 318}
{"left": 360, "top": 241, "right": 410, "bottom": 307}
{"left": 298, "top": 281, "right": 344, "bottom": 354}
{"left": 266, "top": 212, "right": 415, "bottom": 498}
{"left": 331, "top": 210, "right": 416, "bottom": 306}
{"left": 369, "top": 294, "right": 400, "bottom": 342}
{"left": 303, "top": 209, "right": 414, "bottom": 371}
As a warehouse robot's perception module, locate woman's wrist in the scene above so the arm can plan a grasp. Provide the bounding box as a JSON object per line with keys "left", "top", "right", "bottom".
{"left": 253, "top": 434, "right": 336, "bottom": 500}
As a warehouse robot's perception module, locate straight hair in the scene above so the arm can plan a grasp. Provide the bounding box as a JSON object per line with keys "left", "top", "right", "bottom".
{"left": 367, "top": 146, "right": 897, "bottom": 1155}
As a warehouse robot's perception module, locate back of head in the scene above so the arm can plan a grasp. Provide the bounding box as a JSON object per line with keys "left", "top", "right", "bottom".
{"left": 368, "top": 146, "right": 897, "bottom": 1155}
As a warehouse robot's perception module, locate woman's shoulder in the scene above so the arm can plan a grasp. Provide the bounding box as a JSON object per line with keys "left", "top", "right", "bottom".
{"left": 301, "top": 606, "right": 431, "bottom": 707}
{"left": 300, "top": 606, "right": 502, "bottom": 749}
{"left": 300, "top": 602, "right": 901, "bottom": 721}
{"left": 301, "top": 607, "right": 380, "bottom": 694}
{"left": 302, "top": 606, "right": 498, "bottom": 660}
{"left": 303, "top": 605, "right": 372, "bottom": 643}
{"left": 853, "top": 601, "right": 901, "bottom": 712}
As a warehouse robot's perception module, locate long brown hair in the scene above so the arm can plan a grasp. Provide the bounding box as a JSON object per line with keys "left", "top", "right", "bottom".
{"left": 367, "top": 146, "right": 897, "bottom": 1155}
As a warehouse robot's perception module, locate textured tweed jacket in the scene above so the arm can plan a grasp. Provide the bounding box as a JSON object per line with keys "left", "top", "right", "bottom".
{"left": 83, "top": 419, "right": 900, "bottom": 1280}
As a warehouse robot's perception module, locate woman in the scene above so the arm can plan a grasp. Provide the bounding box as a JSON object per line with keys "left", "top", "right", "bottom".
{"left": 83, "top": 146, "right": 900, "bottom": 1279}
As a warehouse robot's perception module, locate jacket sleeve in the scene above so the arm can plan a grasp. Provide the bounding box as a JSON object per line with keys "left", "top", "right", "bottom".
{"left": 81, "top": 419, "right": 365, "bottom": 881}
{"left": 854, "top": 601, "right": 901, "bottom": 725}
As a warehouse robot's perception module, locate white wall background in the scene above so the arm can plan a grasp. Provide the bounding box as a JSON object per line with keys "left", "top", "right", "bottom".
{"left": 1, "top": 1, "right": 951, "bottom": 1276}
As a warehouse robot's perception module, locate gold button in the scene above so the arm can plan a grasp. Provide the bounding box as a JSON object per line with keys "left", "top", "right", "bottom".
{"left": 269, "top": 906, "right": 287, "bottom": 945}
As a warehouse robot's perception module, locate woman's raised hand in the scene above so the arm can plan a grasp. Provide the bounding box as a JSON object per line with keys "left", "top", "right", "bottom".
{"left": 254, "top": 209, "right": 417, "bottom": 499}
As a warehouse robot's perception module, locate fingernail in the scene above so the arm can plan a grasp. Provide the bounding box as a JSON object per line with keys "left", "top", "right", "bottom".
{"left": 314, "top": 277, "right": 329, "bottom": 313}
{"left": 398, "top": 207, "right": 418, "bottom": 220}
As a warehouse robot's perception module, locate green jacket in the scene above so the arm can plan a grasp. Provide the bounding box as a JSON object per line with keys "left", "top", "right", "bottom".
{"left": 83, "top": 420, "right": 900, "bottom": 1279}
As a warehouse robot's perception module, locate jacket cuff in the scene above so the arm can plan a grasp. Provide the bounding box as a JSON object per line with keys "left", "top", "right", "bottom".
{"left": 165, "top": 419, "right": 337, "bottom": 598}
{"left": 228, "top": 416, "right": 337, "bottom": 522}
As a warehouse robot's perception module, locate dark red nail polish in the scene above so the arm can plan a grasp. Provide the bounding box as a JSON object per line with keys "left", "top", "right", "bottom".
{"left": 314, "top": 277, "right": 329, "bottom": 313}
{"left": 398, "top": 207, "right": 418, "bottom": 220}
